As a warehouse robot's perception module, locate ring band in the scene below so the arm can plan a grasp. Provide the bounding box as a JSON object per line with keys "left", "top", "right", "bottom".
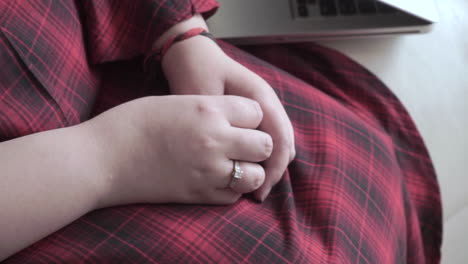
{"left": 229, "top": 160, "right": 243, "bottom": 188}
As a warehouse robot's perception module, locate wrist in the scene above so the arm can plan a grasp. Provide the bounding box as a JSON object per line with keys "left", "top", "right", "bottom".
{"left": 71, "top": 121, "right": 119, "bottom": 210}
{"left": 161, "top": 33, "right": 223, "bottom": 69}
{"left": 77, "top": 99, "right": 171, "bottom": 208}
{"left": 161, "top": 35, "right": 227, "bottom": 95}
{"left": 153, "top": 13, "right": 209, "bottom": 51}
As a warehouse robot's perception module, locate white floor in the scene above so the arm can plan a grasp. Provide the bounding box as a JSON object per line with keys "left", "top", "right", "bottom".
{"left": 316, "top": 0, "right": 468, "bottom": 263}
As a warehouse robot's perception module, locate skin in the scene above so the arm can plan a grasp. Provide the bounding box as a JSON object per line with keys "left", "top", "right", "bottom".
{"left": 161, "top": 15, "right": 296, "bottom": 201}
{"left": 0, "top": 14, "right": 295, "bottom": 261}
{"left": 0, "top": 95, "right": 271, "bottom": 260}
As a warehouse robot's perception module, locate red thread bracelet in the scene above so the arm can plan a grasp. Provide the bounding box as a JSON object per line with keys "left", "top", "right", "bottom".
{"left": 144, "top": 27, "right": 217, "bottom": 74}
{"left": 151, "top": 27, "right": 217, "bottom": 62}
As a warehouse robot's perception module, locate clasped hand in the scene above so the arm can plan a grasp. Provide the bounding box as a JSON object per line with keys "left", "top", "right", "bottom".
{"left": 89, "top": 34, "right": 295, "bottom": 206}
{"left": 162, "top": 35, "right": 296, "bottom": 202}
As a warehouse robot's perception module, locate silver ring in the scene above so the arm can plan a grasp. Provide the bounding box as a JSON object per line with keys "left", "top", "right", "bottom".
{"left": 229, "top": 160, "right": 243, "bottom": 188}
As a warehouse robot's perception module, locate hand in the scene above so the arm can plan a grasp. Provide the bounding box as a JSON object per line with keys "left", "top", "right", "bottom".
{"left": 162, "top": 36, "right": 296, "bottom": 202}
{"left": 86, "top": 95, "right": 273, "bottom": 206}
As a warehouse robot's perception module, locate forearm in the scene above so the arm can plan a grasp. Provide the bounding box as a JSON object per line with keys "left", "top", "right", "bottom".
{"left": 0, "top": 124, "right": 108, "bottom": 260}
{"left": 0, "top": 14, "right": 213, "bottom": 259}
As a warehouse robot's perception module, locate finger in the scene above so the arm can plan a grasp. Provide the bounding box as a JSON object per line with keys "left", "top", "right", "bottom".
{"left": 223, "top": 63, "right": 295, "bottom": 201}
{"left": 225, "top": 65, "right": 295, "bottom": 163}
{"left": 220, "top": 96, "right": 263, "bottom": 129}
{"left": 253, "top": 105, "right": 293, "bottom": 202}
{"left": 216, "top": 161, "right": 265, "bottom": 194}
{"left": 254, "top": 139, "right": 292, "bottom": 202}
{"left": 252, "top": 103, "right": 295, "bottom": 202}
{"left": 224, "top": 128, "right": 273, "bottom": 162}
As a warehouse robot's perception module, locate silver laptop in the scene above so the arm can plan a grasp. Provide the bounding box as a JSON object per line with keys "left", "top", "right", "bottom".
{"left": 207, "top": 0, "right": 439, "bottom": 44}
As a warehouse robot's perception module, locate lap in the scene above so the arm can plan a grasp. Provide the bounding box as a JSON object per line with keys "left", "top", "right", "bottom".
{"left": 6, "top": 43, "right": 441, "bottom": 264}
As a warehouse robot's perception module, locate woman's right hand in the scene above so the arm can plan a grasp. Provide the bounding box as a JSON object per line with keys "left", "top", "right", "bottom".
{"left": 85, "top": 95, "right": 273, "bottom": 207}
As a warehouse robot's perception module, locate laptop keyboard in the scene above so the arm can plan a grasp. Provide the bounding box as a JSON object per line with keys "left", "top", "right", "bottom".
{"left": 294, "top": 0, "right": 398, "bottom": 18}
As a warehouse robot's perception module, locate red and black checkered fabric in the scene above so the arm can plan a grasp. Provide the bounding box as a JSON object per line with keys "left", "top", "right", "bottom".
{"left": 0, "top": 1, "right": 442, "bottom": 263}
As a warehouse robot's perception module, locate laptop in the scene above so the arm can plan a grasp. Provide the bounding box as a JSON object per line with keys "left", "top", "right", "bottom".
{"left": 206, "top": 0, "right": 439, "bottom": 44}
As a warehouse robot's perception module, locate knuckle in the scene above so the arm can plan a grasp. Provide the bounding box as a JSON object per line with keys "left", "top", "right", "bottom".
{"left": 253, "top": 167, "right": 266, "bottom": 189}
{"left": 280, "top": 138, "right": 292, "bottom": 150}
{"left": 195, "top": 134, "right": 219, "bottom": 153}
{"left": 277, "top": 137, "right": 293, "bottom": 154}
{"left": 243, "top": 165, "right": 264, "bottom": 192}
{"left": 230, "top": 96, "right": 263, "bottom": 123}
{"left": 195, "top": 162, "right": 216, "bottom": 179}
{"left": 190, "top": 160, "right": 217, "bottom": 186}
{"left": 263, "top": 135, "right": 274, "bottom": 158}
{"left": 251, "top": 100, "right": 263, "bottom": 121}
{"left": 195, "top": 100, "right": 219, "bottom": 117}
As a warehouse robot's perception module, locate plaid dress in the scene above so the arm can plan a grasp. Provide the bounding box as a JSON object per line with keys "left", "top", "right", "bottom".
{"left": 0, "top": 1, "right": 442, "bottom": 263}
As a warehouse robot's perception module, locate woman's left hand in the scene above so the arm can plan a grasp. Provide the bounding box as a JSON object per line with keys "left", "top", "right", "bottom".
{"left": 162, "top": 35, "right": 296, "bottom": 202}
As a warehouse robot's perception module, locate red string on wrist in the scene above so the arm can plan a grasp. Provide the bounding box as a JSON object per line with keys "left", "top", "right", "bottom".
{"left": 144, "top": 27, "right": 217, "bottom": 76}
{"left": 160, "top": 28, "right": 205, "bottom": 59}
{"left": 150, "top": 27, "right": 217, "bottom": 62}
